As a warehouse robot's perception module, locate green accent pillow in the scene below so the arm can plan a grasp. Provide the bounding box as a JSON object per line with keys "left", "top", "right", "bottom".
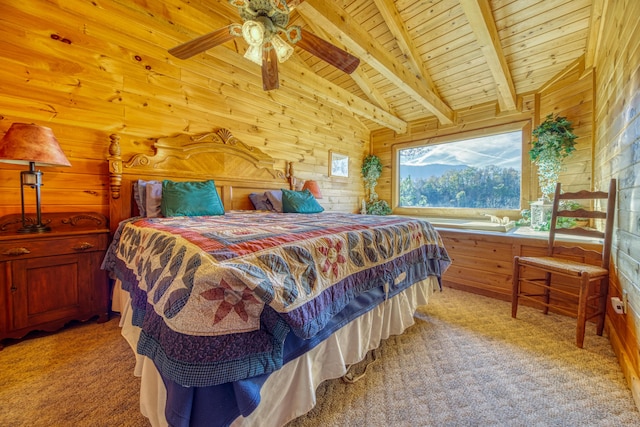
{"left": 160, "top": 180, "right": 225, "bottom": 217}
{"left": 281, "top": 188, "right": 324, "bottom": 214}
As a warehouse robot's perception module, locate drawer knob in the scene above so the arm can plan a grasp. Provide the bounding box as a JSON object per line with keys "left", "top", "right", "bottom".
{"left": 3, "top": 247, "right": 31, "bottom": 256}
{"left": 73, "top": 242, "right": 95, "bottom": 251}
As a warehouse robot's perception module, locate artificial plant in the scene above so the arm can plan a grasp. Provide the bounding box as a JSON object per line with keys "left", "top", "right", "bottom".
{"left": 361, "top": 154, "right": 392, "bottom": 215}
{"left": 530, "top": 113, "right": 578, "bottom": 200}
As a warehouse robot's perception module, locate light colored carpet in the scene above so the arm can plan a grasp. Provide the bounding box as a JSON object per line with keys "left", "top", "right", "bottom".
{"left": 0, "top": 316, "right": 147, "bottom": 427}
{"left": 1, "top": 288, "right": 638, "bottom": 426}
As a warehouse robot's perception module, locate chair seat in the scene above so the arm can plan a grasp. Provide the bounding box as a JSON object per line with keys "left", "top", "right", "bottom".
{"left": 517, "top": 256, "right": 608, "bottom": 278}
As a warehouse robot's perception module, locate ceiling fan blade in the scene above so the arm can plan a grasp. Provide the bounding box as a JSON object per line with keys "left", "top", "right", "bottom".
{"left": 289, "top": 27, "right": 360, "bottom": 74}
{"left": 169, "top": 24, "right": 241, "bottom": 59}
{"left": 262, "top": 43, "right": 279, "bottom": 91}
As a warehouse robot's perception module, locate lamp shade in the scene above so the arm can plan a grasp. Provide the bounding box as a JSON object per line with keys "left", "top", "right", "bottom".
{"left": 302, "top": 180, "right": 322, "bottom": 199}
{"left": 244, "top": 44, "right": 264, "bottom": 66}
{"left": 242, "top": 20, "right": 265, "bottom": 46}
{"left": 0, "top": 123, "right": 71, "bottom": 167}
{"left": 271, "top": 35, "right": 294, "bottom": 63}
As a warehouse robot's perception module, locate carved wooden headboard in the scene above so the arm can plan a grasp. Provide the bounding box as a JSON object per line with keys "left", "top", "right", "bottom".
{"left": 107, "top": 128, "right": 294, "bottom": 233}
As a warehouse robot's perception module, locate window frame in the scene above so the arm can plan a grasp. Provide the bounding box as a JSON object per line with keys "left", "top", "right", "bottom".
{"left": 328, "top": 150, "right": 349, "bottom": 178}
{"left": 391, "top": 121, "right": 533, "bottom": 219}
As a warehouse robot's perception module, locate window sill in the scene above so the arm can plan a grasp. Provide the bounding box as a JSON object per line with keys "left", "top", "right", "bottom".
{"left": 401, "top": 217, "right": 602, "bottom": 244}
{"left": 404, "top": 216, "right": 516, "bottom": 233}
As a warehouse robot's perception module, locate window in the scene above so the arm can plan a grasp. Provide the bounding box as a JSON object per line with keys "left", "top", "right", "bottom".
{"left": 392, "top": 123, "right": 530, "bottom": 218}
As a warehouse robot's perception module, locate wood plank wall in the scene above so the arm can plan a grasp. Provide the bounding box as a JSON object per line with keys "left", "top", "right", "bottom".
{"left": 0, "top": 0, "right": 368, "bottom": 219}
{"left": 538, "top": 62, "right": 594, "bottom": 193}
{"left": 593, "top": 0, "right": 640, "bottom": 407}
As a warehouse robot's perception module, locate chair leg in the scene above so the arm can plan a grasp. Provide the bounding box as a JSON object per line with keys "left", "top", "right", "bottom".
{"left": 542, "top": 271, "right": 552, "bottom": 315}
{"left": 575, "top": 274, "right": 591, "bottom": 348}
{"left": 512, "top": 257, "right": 520, "bottom": 318}
{"left": 596, "top": 276, "right": 609, "bottom": 336}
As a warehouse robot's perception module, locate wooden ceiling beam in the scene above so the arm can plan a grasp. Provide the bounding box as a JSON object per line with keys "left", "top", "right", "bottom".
{"left": 279, "top": 59, "right": 407, "bottom": 133}
{"left": 372, "top": 0, "right": 440, "bottom": 97}
{"left": 460, "top": 0, "right": 517, "bottom": 112}
{"left": 584, "top": 0, "right": 607, "bottom": 71}
{"left": 350, "top": 69, "right": 394, "bottom": 112}
{"left": 296, "top": 0, "right": 454, "bottom": 125}
{"left": 298, "top": 15, "right": 396, "bottom": 113}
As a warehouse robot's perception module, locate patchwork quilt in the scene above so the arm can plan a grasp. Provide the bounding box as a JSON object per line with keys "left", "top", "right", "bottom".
{"left": 107, "top": 212, "right": 450, "bottom": 387}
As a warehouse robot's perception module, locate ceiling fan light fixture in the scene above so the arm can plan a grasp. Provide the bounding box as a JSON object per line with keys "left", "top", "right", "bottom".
{"left": 268, "top": 0, "right": 289, "bottom": 15}
{"left": 229, "top": 0, "right": 249, "bottom": 9}
{"left": 244, "top": 44, "right": 263, "bottom": 66}
{"left": 271, "top": 35, "right": 293, "bottom": 63}
{"left": 242, "top": 20, "right": 265, "bottom": 46}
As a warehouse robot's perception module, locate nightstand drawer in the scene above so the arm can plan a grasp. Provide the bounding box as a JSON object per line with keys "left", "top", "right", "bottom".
{"left": 0, "top": 234, "right": 108, "bottom": 261}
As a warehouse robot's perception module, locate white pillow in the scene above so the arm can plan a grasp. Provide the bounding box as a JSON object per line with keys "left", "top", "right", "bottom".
{"left": 264, "top": 190, "right": 283, "bottom": 213}
{"left": 145, "top": 182, "right": 163, "bottom": 217}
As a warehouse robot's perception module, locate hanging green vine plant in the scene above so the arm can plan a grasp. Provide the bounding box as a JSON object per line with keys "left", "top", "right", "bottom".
{"left": 362, "top": 154, "right": 392, "bottom": 215}
{"left": 530, "top": 113, "right": 578, "bottom": 200}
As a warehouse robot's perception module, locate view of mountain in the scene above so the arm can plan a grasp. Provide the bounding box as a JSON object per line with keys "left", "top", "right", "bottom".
{"left": 399, "top": 131, "right": 522, "bottom": 180}
{"left": 398, "top": 131, "right": 522, "bottom": 209}
{"left": 400, "top": 163, "right": 467, "bottom": 179}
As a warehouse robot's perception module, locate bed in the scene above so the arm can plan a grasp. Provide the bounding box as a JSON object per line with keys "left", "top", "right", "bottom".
{"left": 102, "top": 129, "right": 451, "bottom": 427}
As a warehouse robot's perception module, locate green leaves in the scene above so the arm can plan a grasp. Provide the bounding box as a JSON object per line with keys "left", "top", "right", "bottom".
{"left": 530, "top": 114, "right": 578, "bottom": 199}
{"left": 530, "top": 114, "right": 577, "bottom": 161}
{"left": 361, "top": 154, "right": 383, "bottom": 182}
{"left": 366, "top": 199, "right": 392, "bottom": 215}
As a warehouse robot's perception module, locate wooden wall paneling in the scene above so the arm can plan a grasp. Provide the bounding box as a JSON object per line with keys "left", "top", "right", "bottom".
{"left": 438, "top": 232, "right": 514, "bottom": 299}
{"left": 456, "top": 102, "right": 507, "bottom": 124}
{"left": 593, "top": 0, "right": 640, "bottom": 407}
{"left": 0, "top": 0, "right": 370, "bottom": 219}
{"left": 608, "top": 235, "right": 640, "bottom": 380}
{"left": 537, "top": 62, "right": 594, "bottom": 195}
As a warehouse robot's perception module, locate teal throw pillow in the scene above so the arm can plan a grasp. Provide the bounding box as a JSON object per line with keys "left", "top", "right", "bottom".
{"left": 161, "top": 180, "right": 224, "bottom": 217}
{"left": 281, "top": 188, "right": 324, "bottom": 214}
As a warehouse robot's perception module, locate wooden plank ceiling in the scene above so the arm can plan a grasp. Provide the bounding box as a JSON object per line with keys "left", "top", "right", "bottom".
{"left": 141, "top": 0, "right": 599, "bottom": 133}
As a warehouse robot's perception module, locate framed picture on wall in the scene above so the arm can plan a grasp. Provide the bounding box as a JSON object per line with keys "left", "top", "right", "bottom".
{"left": 329, "top": 150, "right": 349, "bottom": 178}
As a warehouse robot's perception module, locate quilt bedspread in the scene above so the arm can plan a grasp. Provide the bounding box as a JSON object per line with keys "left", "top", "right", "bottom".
{"left": 108, "top": 212, "right": 450, "bottom": 387}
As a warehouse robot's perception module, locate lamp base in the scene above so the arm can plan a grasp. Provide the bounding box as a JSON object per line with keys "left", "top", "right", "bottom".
{"left": 18, "top": 223, "right": 52, "bottom": 233}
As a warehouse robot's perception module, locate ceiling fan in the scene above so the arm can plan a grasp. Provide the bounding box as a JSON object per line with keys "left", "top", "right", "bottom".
{"left": 168, "top": 0, "right": 360, "bottom": 91}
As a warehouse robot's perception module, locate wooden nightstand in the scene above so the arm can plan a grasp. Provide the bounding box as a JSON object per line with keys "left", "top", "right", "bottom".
{"left": 0, "top": 212, "right": 110, "bottom": 349}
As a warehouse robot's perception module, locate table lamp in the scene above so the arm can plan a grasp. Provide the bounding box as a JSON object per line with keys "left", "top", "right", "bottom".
{"left": 302, "top": 180, "right": 323, "bottom": 199}
{"left": 0, "top": 123, "right": 71, "bottom": 233}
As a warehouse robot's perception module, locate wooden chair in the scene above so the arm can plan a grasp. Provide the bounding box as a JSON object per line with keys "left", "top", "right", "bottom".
{"left": 511, "top": 179, "right": 616, "bottom": 348}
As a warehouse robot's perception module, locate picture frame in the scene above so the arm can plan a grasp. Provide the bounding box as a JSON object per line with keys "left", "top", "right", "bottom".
{"left": 329, "top": 150, "right": 349, "bottom": 178}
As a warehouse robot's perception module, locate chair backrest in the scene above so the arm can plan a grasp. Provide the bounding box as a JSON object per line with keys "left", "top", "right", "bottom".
{"left": 547, "top": 179, "right": 616, "bottom": 269}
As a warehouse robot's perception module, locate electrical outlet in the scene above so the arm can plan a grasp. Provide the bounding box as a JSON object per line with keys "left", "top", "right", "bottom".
{"left": 611, "top": 297, "right": 625, "bottom": 315}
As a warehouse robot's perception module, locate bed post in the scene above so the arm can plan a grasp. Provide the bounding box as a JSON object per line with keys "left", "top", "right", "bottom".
{"left": 287, "top": 162, "right": 296, "bottom": 190}
{"left": 108, "top": 134, "right": 123, "bottom": 233}
{"left": 108, "top": 134, "right": 122, "bottom": 199}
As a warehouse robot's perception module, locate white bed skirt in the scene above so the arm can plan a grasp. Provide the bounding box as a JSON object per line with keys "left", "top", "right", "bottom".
{"left": 118, "top": 277, "right": 438, "bottom": 427}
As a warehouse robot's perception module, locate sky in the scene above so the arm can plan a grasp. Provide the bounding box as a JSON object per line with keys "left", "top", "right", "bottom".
{"left": 400, "top": 131, "right": 522, "bottom": 170}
